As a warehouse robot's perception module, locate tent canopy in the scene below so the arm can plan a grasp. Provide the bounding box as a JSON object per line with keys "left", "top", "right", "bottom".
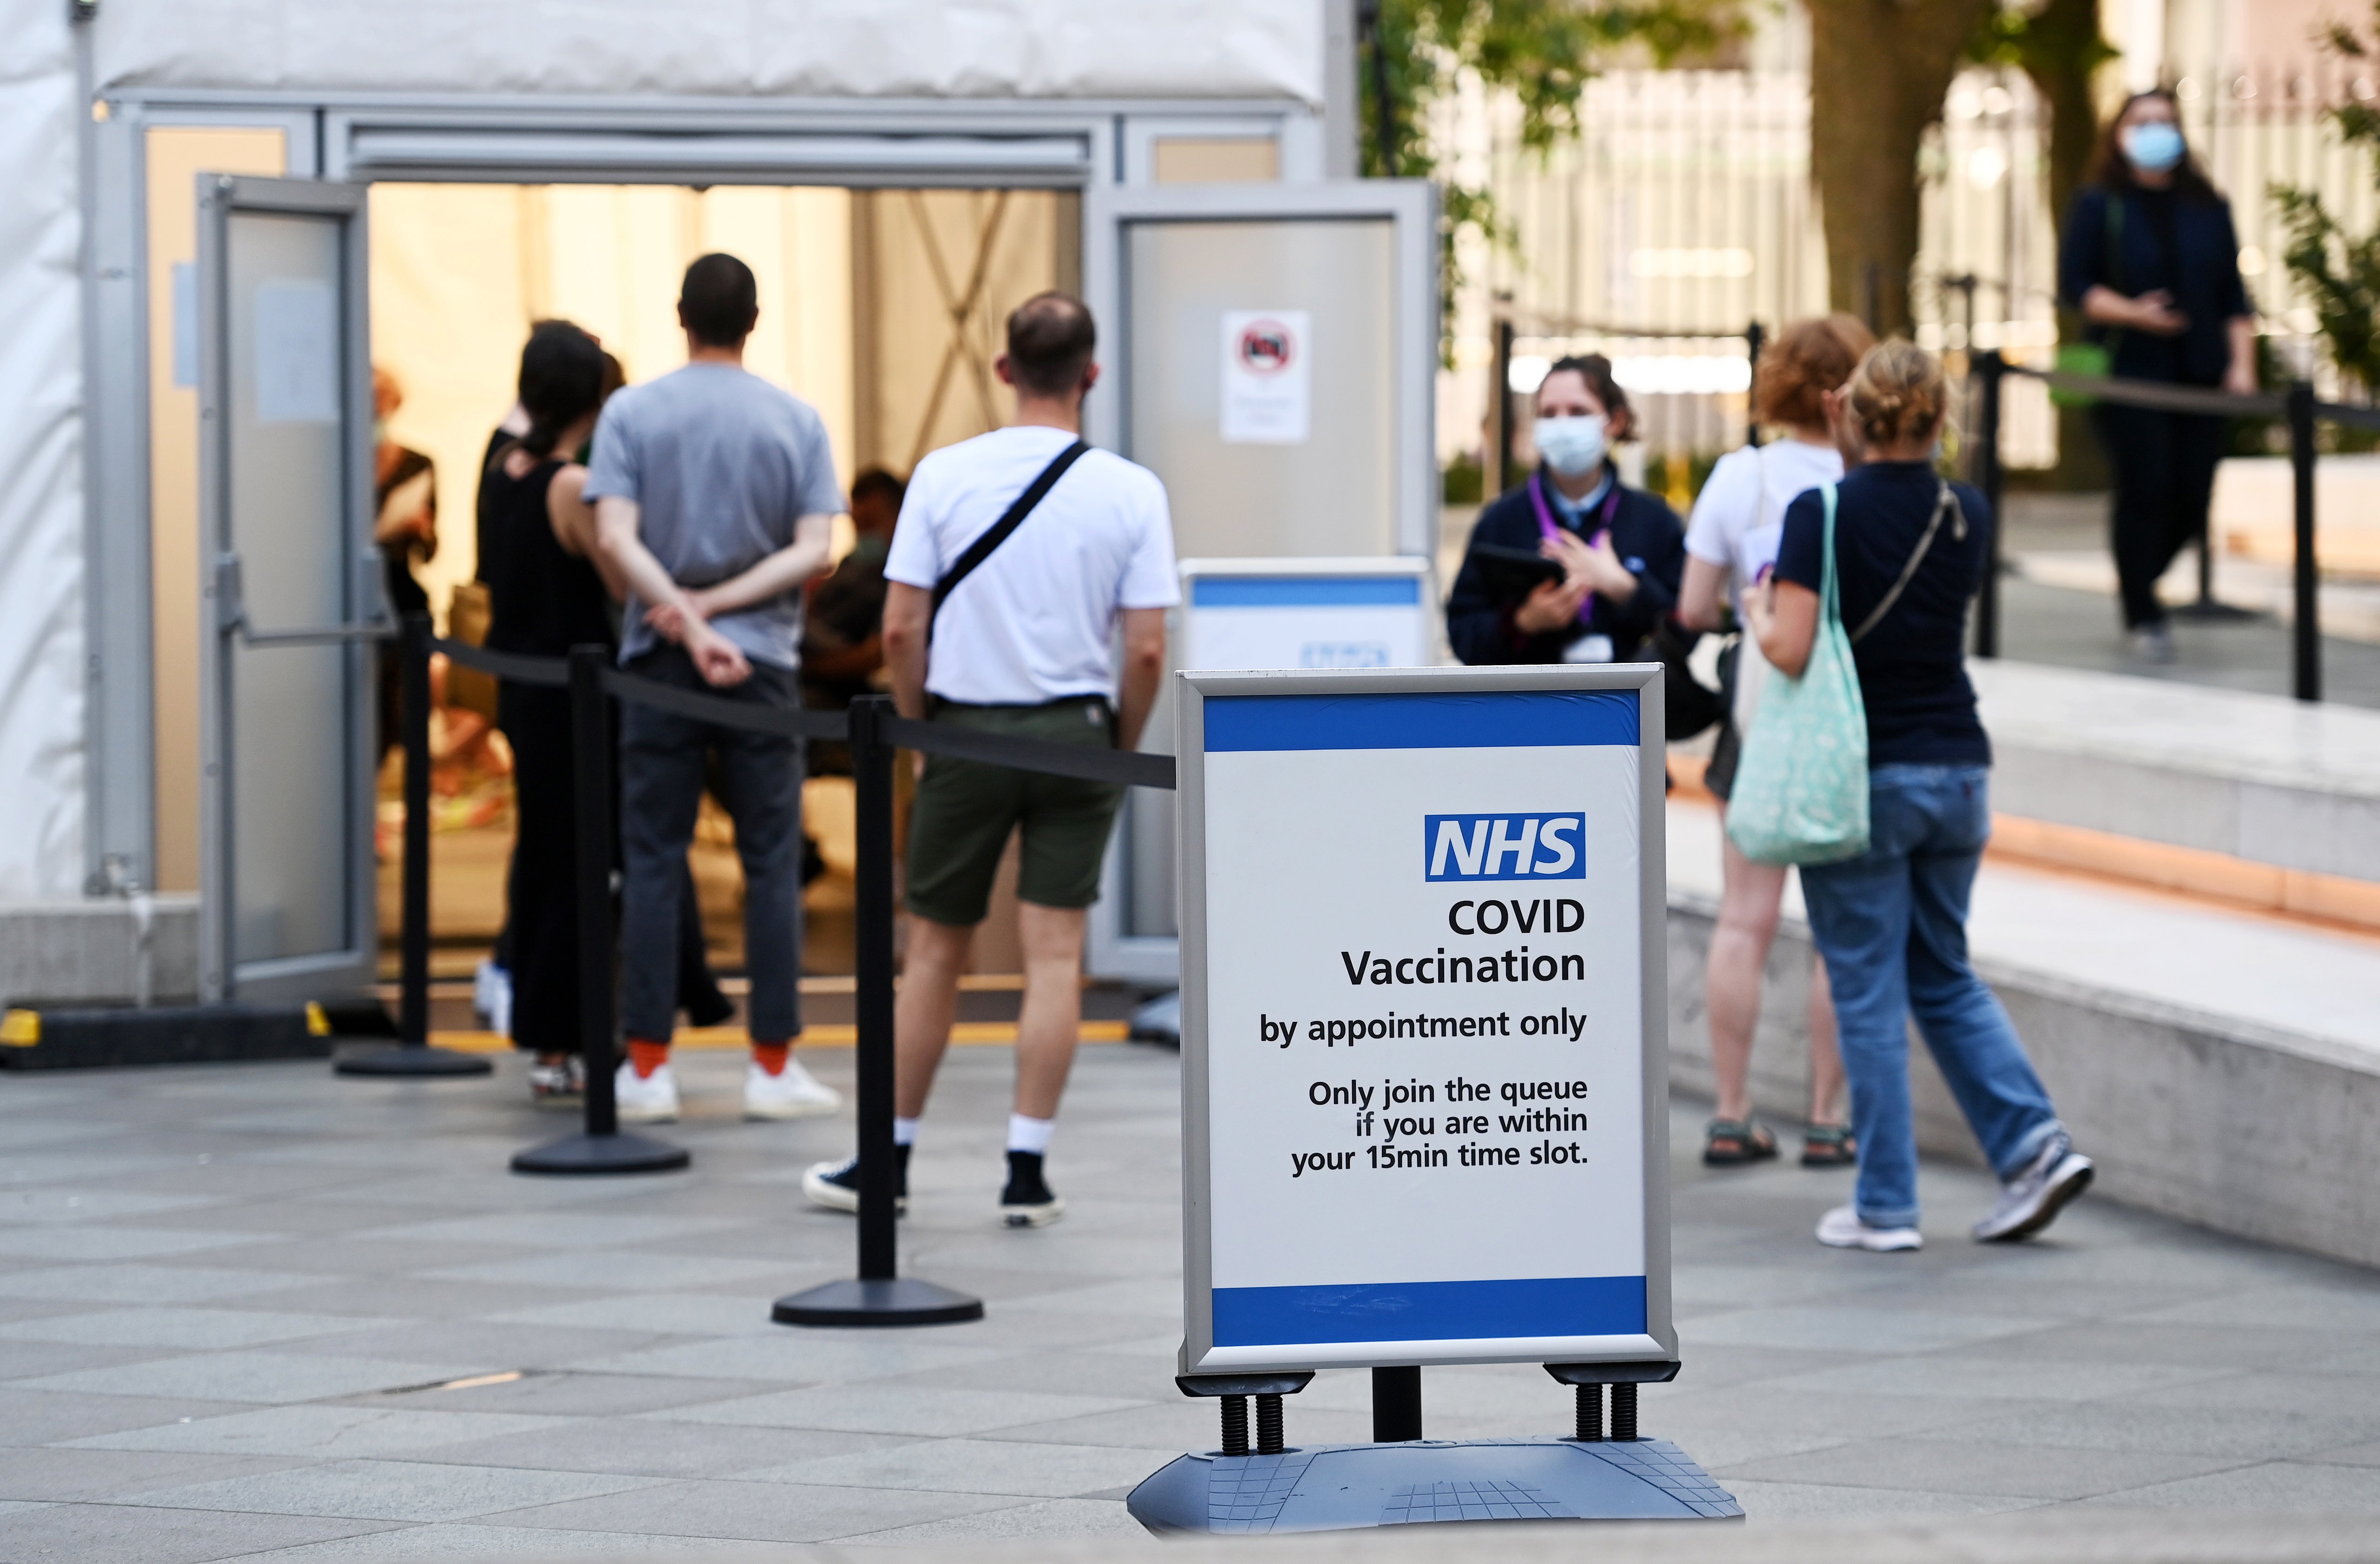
{"left": 96, "top": 0, "right": 1325, "bottom": 106}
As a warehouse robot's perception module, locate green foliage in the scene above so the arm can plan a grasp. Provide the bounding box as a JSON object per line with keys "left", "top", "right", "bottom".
{"left": 2272, "top": 2, "right": 2380, "bottom": 398}
{"left": 1963, "top": 0, "right": 2116, "bottom": 89}
{"left": 1361, "top": 0, "right": 1747, "bottom": 346}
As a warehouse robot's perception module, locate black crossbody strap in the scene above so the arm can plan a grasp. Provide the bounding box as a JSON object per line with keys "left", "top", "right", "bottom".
{"left": 929, "top": 440, "right": 1090, "bottom": 636}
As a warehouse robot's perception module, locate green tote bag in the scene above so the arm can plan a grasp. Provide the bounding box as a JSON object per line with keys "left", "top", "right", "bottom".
{"left": 1724, "top": 483, "right": 1871, "bottom": 866}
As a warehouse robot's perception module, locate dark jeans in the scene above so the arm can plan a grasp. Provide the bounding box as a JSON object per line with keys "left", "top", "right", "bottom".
{"left": 500, "top": 683, "right": 724, "bottom": 1056}
{"left": 2091, "top": 404, "right": 2226, "bottom": 628}
{"left": 1797, "top": 766, "right": 2063, "bottom": 1229}
{"left": 618, "top": 646, "right": 803, "bottom": 1044}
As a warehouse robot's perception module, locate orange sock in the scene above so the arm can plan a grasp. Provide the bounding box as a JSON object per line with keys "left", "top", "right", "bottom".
{"left": 627, "top": 1038, "right": 670, "bottom": 1079}
{"left": 752, "top": 1041, "right": 790, "bottom": 1077}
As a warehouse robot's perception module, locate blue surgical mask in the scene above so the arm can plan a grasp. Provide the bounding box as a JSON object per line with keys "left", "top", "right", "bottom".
{"left": 2121, "top": 121, "right": 2185, "bottom": 174}
{"left": 1534, "top": 413, "right": 1609, "bottom": 478}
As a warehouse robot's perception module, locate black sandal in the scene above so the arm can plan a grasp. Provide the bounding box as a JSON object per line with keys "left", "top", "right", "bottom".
{"left": 1801, "top": 1124, "right": 1857, "bottom": 1167}
{"left": 1703, "top": 1118, "right": 1779, "bottom": 1166}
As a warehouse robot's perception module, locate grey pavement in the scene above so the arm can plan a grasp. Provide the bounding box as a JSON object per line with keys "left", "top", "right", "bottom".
{"left": 0, "top": 1041, "right": 2377, "bottom": 1560}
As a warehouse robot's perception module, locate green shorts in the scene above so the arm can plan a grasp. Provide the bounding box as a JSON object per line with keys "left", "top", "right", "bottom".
{"left": 904, "top": 698, "right": 1127, "bottom": 927}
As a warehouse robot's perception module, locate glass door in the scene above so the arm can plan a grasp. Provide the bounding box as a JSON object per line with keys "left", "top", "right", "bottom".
{"left": 196, "top": 175, "right": 383, "bottom": 1003}
{"left": 1079, "top": 180, "right": 1438, "bottom": 984}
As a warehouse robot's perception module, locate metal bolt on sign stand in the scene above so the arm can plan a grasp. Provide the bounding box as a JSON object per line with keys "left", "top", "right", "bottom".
{"left": 775, "top": 696, "right": 983, "bottom": 1326}
{"left": 336, "top": 613, "right": 491, "bottom": 1079}
{"left": 511, "top": 646, "right": 690, "bottom": 1176}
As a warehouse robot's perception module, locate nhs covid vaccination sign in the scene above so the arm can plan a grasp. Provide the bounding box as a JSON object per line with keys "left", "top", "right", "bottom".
{"left": 1175, "top": 665, "right": 1674, "bottom": 1374}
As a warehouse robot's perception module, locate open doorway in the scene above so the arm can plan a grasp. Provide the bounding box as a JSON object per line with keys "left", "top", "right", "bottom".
{"left": 363, "top": 181, "right": 1079, "bottom": 986}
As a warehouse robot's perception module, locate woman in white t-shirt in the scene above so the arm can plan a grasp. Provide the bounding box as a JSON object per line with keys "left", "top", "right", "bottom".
{"left": 1677, "top": 314, "right": 1871, "bottom": 1170}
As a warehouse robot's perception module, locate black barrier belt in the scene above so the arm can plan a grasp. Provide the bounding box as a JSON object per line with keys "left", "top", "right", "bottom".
{"left": 427, "top": 633, "right": 1172, "bottom": 787}
{"left": 2006, "top": 366, "right": 2284, "bottom": 419}
{"left": 883, "top": 712, "right": 1178, "bottom": 791}
{"left": 594, "top": 667, "right": 850, "bottom": 741}
{"left": 433, "top": 637, "right": 571, "bottom": 689}
{"left": 2007, "top": 364, "right": 2380, "bottom": 430}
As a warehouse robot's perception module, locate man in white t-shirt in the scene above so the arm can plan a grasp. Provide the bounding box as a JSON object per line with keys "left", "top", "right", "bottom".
{"left": 804, "top": 292, "right": 1175, "bottom": 1228}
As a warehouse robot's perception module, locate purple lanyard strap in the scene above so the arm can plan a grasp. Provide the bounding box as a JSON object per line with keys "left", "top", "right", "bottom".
{"left": 1527, "top": 471, "right": 1621, "bottom": 628}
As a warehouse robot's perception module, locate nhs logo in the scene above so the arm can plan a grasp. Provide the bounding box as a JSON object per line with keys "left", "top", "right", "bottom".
{"left": 1423, "top": 813, "right": 1586, "bottom": 882}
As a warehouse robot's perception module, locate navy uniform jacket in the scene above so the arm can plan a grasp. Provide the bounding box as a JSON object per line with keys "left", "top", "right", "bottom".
{"left": 1445, "top": 463, "right": 1685, "bottom": 666}
{"left": 2058, "top": 184, "right": 2251, "bottom": 387}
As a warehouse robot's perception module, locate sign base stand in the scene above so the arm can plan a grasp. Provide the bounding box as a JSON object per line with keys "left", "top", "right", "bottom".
{"left": 1126, "top": 1436, "right": 1740, "bottom": 1534}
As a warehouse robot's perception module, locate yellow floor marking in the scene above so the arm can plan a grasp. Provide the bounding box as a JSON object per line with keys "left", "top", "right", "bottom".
{"left": 426, "top": 1021, "right": 1131, "bottom": 1054}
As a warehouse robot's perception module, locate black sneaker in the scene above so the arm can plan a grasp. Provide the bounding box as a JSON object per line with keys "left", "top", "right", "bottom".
{"left": 999, "top": 1151, "right": 1066, "bottom": 1228}
{"left": 802, "top": 1147, "right": 909, "bottom": 1217}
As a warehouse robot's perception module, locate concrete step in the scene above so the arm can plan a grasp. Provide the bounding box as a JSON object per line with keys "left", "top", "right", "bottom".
{"left": 1972, "top": 659, "right": 2380, "bottom": 928}
{"left": 1665, "top": 794, "right": 2380, "bottom": 1269}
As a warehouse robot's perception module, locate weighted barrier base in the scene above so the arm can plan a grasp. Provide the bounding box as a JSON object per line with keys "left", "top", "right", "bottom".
{"left": 510, "top": 1131, "right": 690, "bottom": 1176}
{"left": 772, "top": 1277, "right": 985, "bottom": 1328}
{"left": 2172, "top": 598, "right": 2260, "bottom": 623}
{"left": 1126, "top": 1437, "right": 1740, "bottom": 1534}
{"left": 334, "top": 1044, "right": 493, "bottom": 1078}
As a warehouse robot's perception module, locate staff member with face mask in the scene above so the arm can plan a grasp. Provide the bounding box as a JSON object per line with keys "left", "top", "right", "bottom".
{"left": 1446, "top": 354, "right": 1687, "bottom": 667}
{"left": 2059, "top": 90, "right": 2258, "bottom": 665}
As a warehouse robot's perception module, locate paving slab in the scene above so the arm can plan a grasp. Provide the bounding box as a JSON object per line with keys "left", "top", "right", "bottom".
{"left": 0, "top": 1041, "right": 2370, "bottom": 1555}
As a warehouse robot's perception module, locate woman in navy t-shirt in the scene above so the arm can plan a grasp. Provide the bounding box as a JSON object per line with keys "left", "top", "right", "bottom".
{"left": 1743, "top": 341, "right": 2095, "bottom": 1255}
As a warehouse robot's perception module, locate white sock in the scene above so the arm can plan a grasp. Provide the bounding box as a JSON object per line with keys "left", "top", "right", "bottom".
{"left": 1007, "top": 1113, "right": 1056, "bottom": 1156}
{"left": 893, "top": 1116, "right": 919, "bottom": 1148}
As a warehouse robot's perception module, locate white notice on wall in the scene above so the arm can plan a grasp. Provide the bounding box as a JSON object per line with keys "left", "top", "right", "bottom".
{"left": 253, "top": 278, "right": 340, "bottom": 425}
{"left": 1219, "top": 309, "right": 1312, "bottom": 445}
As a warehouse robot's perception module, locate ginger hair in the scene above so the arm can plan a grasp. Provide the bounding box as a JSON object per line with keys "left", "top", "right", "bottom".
{"left": 1752, "top": 314, "right": 1874, "bottom": 429}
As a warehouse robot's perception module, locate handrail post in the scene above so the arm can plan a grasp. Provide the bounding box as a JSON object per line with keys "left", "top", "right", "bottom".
{"left": 2289, "top": 380, "right": 2320, "bottom": 702}
{"left": 1744, "top": 321, "right": 1764, "bottom": 449}
{"left": 1972, "top": 350, "right": 2006, "bottom": 660}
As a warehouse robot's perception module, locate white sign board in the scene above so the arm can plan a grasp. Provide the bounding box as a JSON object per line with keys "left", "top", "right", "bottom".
{"left": 1219, "top": 308, "right": 1312, "bottom": 444}
{"left": 1180, "top": 558, "right": 1431, "bottom": 674}
{"left": 1176, "top": 665, "right": 1672, "bottom": 1374}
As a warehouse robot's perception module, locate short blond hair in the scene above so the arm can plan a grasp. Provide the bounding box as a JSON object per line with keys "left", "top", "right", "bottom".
{"left": 1846, "top": 339, "right": 1948, "bottom": 449}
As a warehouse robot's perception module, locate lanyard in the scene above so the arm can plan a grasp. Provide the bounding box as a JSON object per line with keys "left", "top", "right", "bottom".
{"left": 1527, "top": 470, "right": 1621, "bottom": 628}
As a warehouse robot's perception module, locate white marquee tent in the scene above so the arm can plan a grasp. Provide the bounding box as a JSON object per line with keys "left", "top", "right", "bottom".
{"left": 0, "top": 0, "right": 1336, "bottom": 907}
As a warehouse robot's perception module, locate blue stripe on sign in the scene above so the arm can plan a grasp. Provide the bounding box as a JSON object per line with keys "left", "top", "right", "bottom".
{"left": 1212, "top": 1276, "right": 1647, "bottom": 1347}
{"left": 1204, "top": 689, "right": 1638, "bottom": 752}
{"left": 1191, "top": 576, "right": 1423, "bottom": 608}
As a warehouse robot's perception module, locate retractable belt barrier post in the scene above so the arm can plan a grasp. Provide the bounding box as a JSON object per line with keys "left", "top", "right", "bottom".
{"left": 336, "top": 612, "right": 492, "bottom": 1079}
{"left": 511, "top": 646, "right": 693, "bottom": 1176}
{"left": 1127, "top": 664, "right": 1740, "bottom": 1536}
{"left": 1987, "top": 363, "right": 2380, "bottom": 705}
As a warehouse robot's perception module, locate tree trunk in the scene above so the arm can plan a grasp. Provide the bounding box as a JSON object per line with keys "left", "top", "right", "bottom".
{"left": 1805, "top": 0, "right": 1997, "bottom": 336}
{"left": 2016, "top": 0, "right": 2114, "bottom": 488}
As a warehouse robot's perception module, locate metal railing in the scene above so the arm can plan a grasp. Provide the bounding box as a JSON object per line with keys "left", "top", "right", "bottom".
{"left": 371, "top": 614, "right": 1174, "bottom": 1326}
{"left": 1965, "top": 352, "right": 2380, "bottom": 701}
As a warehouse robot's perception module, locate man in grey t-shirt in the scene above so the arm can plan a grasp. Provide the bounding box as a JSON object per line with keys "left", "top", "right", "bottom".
{"left": 586, "top": 252, "right": 843, "bottom": 1126}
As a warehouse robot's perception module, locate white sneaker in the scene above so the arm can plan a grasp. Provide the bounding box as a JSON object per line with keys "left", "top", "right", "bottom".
{"left": 1974, "top": 1132, "right": 2094, "bottom": 1242}
{"left": 744, "top": 1056, "right": 842, "bottom": 1120}
{"left": 1816, "top": 1204, "right": 1923, "bottom": 1252}
{"left": 614, "top": 1061, "right": 679, "bottom": 1124}
{"left": 474, "top": 959, "right": 513, "bottom": 1037}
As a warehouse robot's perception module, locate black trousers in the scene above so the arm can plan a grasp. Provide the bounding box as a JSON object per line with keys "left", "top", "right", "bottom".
{"left": 2090, "top": 403, "right": 2227, "bottom": 628}
{"left": 500, "top": 684, "right": 722, "bottom": 1056}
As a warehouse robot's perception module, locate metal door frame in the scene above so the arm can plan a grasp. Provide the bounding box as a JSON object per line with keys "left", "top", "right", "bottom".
{"left": 195, "top": 173, "right": 381, "bottom": 1003}
{"left": 1079, "top": 178, "right": 1440, "bottom": 985}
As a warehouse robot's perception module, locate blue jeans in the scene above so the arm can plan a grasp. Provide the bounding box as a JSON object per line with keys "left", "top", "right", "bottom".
{"left": 1797, "top": 766, "right": 2062, "bottom": 1228}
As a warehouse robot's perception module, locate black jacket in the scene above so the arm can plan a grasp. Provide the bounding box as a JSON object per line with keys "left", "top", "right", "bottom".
{"left": 2058, "top": 184, "right": 2252, "bottom": 387}
{"left": 1446, "top": 464, "right": 1685, "bottom": 666}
